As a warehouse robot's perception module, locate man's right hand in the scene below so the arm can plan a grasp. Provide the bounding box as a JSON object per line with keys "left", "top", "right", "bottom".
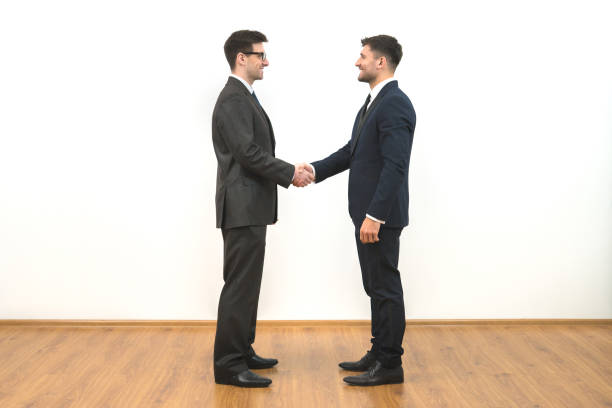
{"left": 292, "top": 163, "right": 315, "bottom": 187}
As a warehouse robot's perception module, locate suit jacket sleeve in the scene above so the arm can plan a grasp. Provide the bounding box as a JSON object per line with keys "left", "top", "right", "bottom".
{"left": 311, "top": 140, "right": 352, "bottom": 183}
{"left": 367, "top": 96, "right": 415, "bottom": 220}
{"left": 217, "top": 96, "right": 294, "bottom": 188}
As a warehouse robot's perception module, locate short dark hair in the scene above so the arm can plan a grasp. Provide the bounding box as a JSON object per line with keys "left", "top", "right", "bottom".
{"left": 224, "top": 30, "right": 268, "bottom": 70}
{"left": 361, "top": 35, "right": 403, "bottom": 71}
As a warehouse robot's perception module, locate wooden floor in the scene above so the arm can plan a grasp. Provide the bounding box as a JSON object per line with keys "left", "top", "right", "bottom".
{"left": 0, "top": 324, "right": 611, "bottom": 407}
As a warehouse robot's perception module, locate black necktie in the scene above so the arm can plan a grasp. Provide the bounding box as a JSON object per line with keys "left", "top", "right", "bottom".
{"left": 252, "top": 91, "right": 262, "bottom": 107}
{"left": 360, "top": 94, "right": 371, "bottom": 122}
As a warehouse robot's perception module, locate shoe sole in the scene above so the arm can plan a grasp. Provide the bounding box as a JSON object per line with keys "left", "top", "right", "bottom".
{"left": 215, "top": 378, "right": 271, "bottom": 388}
{"left": 343, "top": 377, "right": 404, "bottom": 386}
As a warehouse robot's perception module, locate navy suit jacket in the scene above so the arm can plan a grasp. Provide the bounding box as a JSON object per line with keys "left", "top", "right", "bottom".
{"left": 312, "top": 80, "right": 415, "bottom": 228}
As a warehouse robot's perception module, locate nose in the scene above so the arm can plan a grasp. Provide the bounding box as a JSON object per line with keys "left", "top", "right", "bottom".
{"left": 263, "top": 58, "right": 269, "bottom": 66}
{"left": 355, "top": 59, "right": 360, "bottom": 67}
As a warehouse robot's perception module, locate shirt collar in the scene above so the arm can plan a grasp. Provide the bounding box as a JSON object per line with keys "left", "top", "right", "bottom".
{"left": 369, "top": 77, "right": 396, "bottom": 104}
{"left": 230, "top": 73, "right": 254, "bottom": 94}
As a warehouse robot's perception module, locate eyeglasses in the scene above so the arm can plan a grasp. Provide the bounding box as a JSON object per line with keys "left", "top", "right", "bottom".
{"left": 242, "top": 51, "right": 267, "bottom": 60}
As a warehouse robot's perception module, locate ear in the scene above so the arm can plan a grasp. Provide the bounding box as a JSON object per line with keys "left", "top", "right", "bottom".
{"left": 377, "top": 56, "right": 386, "bottom": 70}
{"left": 236, "top": 53, "right": 246, "bottom": 67}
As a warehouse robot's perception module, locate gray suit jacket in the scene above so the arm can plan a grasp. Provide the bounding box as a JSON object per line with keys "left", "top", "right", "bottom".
{"left": 212, "top": 77, "right": 294, "bottom": 228}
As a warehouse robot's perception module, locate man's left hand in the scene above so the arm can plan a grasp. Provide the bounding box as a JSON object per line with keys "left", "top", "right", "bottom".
{"left": 360, "top": 217, "right": 381, "bottom": 244}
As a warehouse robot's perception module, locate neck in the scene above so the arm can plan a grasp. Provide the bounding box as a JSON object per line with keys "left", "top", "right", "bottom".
{"left": 231, "top": 71, "right": 254, "bottom": 85}
{"left": 369, "top": 73, "right": 393, "bottom": 90}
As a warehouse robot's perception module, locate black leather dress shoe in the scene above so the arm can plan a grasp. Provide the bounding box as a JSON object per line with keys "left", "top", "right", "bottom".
{"left": 215, "top": 369, "right": 272, "bottom": 388}
{"left": 339, "top": 351, "right": 376, "bottom": 371}
{"left": 343, "top": 361, "right": 404, "bottom": 386}
{"left": 246, "top": 353, "right": 278, "bottom": 369}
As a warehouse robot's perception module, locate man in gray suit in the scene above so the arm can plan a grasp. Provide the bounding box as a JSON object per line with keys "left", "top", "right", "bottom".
{"left": 211, "top": 30, "right": 313, "bottom": 388}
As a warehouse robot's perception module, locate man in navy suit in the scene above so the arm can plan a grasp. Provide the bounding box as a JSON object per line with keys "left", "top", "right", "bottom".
{"left": 301, "top": 35, "right": 416, "bottom": 386}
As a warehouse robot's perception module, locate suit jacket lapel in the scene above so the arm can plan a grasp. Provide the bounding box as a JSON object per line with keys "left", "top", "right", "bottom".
{"left": 251, "top": 99, "right": 275, "bottom": 152}
{"left": 226, "top": 77, "right": 276, "bottom": 152}
{"left": 350, "top": 82, "right": 396, "bottom": 155}
{"left": 250, "top": 95, "right": 270, "bottom": 127}
{"left": 260, "top": 108, "right": 275, "bottom": 152}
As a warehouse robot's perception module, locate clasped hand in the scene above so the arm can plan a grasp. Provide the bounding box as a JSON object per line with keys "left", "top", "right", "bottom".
{"left": 292, "top": 163, "right": 315, "bottom": 187}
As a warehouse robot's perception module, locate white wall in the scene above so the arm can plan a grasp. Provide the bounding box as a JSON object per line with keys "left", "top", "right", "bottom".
{"left": 0, "top": 0, "right": 610, "bottom": 319}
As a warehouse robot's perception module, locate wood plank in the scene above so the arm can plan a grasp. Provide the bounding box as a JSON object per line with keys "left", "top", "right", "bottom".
{"left": 0, "top": 324, "right": 610, "bottom": 407}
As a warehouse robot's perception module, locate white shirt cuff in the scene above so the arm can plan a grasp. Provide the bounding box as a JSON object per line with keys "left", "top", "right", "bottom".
{"left": 366, "top": 214, "right": 385, "bottom": 224}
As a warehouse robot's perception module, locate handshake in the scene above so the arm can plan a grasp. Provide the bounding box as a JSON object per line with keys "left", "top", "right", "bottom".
{"left": 292, "top": 163, "right": 315, "bottom": 187}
